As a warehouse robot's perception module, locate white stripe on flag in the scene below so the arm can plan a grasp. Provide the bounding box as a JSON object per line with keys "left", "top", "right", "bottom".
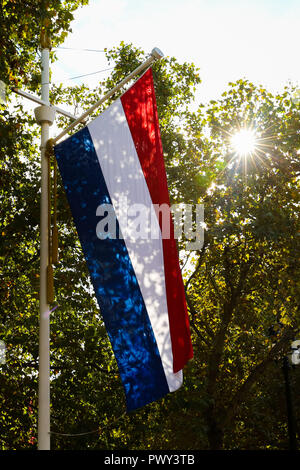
{"left": 88, "top": 100, "right": 182, "bottom": 392}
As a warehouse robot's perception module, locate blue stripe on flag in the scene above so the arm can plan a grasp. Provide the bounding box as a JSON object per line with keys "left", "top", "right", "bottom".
{"left": 54, "top": 127, "right": 169, "bottom": 411}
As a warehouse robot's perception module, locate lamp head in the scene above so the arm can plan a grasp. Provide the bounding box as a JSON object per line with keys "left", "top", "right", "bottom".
{"left": 151, "top": 47, "right": 164, "bottom": 60}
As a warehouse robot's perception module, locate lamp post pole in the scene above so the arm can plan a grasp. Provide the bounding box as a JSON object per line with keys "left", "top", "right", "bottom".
{"left": 282, "top": 355, "right": 297, "bottom": 451}
{"left": 35, "top": 33, "right": 55, "bottom": 451}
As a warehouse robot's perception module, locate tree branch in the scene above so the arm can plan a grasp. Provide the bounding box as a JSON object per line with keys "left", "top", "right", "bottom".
{"left": 185, "top": 292, "right": 212, "bottom": 346}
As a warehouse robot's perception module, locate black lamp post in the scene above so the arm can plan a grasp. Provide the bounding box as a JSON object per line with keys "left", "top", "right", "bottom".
{"left": 282, "top": 340, "right": 300, "bottom": 451}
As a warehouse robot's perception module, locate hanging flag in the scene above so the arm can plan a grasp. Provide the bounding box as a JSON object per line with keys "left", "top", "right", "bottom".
{"left": 54, "top": 68, "right": 193, "bottom": 411}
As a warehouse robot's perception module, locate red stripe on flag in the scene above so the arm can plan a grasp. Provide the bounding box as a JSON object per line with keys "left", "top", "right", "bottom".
{"left": 121, "top": 69, "right": 193, "bottom": 372}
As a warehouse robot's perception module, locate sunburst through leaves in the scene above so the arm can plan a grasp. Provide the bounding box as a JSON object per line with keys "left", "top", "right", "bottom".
{"left": 230, "top": 129, "right": 257, "bottom": 157}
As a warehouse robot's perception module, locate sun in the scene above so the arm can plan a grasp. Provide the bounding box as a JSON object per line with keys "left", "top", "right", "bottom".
{"left": 230, "top": 128, "right": 257, "bottom": 157}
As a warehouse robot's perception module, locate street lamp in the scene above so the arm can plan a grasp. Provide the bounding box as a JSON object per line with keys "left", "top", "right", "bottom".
{"left": 288, "top": 340, "right": 300, "bottom": 366}
{"left": 282, "top": 340, "right": 300, "bottom": 451}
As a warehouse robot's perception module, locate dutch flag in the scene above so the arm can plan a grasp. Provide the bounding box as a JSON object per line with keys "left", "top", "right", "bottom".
{"left": 54, "top": 69, "right": 193, "bottom": 411}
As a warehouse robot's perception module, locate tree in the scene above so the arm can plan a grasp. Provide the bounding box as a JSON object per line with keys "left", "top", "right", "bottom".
{"left": 1, "top": 21, "right": 299, "bottom": 448}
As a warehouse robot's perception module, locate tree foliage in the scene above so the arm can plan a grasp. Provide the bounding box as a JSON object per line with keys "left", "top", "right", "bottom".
{"left": 183, "top": 79, "right": 300, "bottom": 449}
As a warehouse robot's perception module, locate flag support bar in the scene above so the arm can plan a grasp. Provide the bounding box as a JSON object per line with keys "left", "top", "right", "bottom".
{"left": 52, "top": 47, "right": 164, "bottom": 146}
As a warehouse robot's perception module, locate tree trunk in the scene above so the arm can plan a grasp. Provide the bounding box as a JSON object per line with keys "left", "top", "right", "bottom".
{"left": 206, "top": 404, "right": 224, "bottom": 450}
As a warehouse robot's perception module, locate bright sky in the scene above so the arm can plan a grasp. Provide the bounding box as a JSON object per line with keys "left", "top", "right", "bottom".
{"left": 52, "top": 0, "right": 300, "bottom": 103}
